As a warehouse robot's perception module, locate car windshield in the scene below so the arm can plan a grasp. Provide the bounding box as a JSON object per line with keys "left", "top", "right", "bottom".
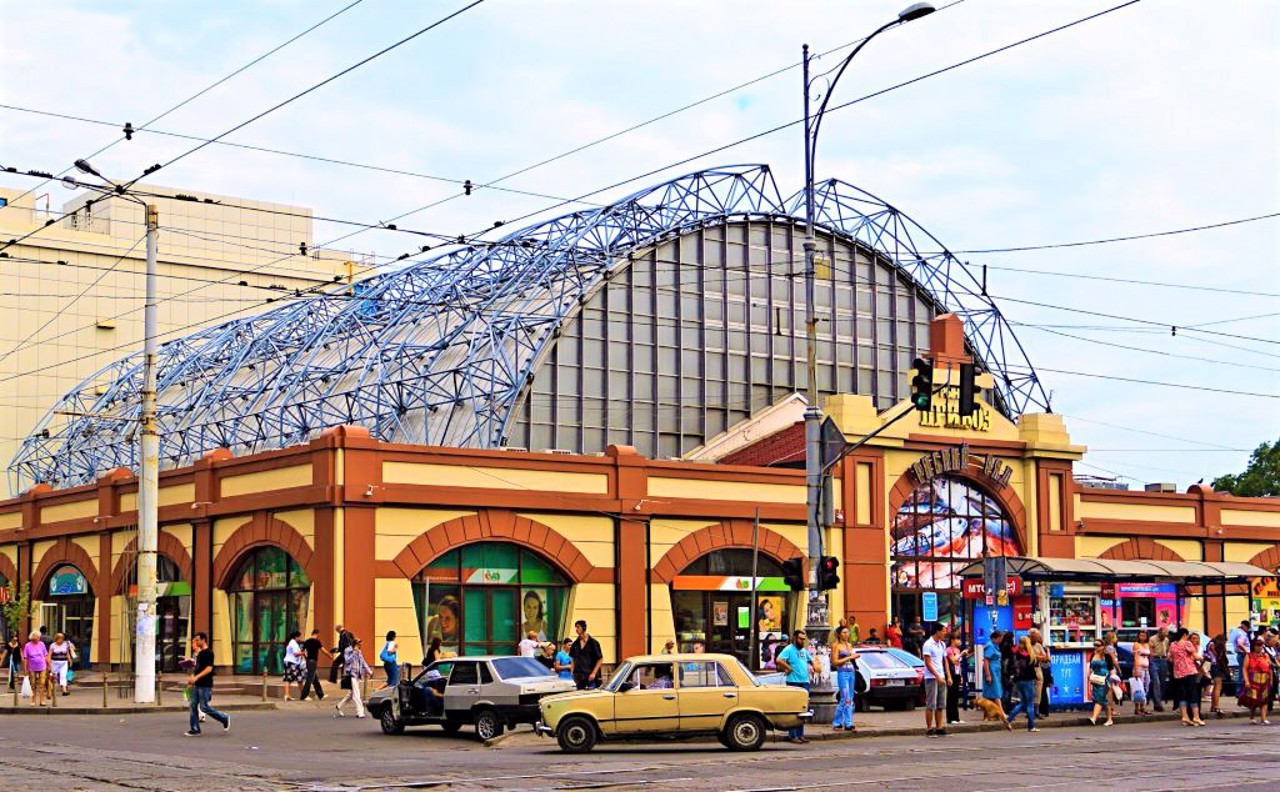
{"left": 492, "top": 657, "right": 553, "bottom": 680}
{"left": 606, "top": 662, "right": 633, "bottom": 691}
{"left": 858, "top": 651, "right": 905, "bottom": 669}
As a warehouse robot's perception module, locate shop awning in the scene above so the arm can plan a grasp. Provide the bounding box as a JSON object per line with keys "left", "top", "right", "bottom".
{"left": 958, "top": 556, "right": 1275, "bottom": 585}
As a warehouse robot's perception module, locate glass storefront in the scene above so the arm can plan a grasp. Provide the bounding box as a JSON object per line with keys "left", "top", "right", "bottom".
{"left": 120, "top": 556, "right": 191, "bottom": 672}
{"left": 228, "top": 547, "right": 310, "bottom": 674}
{"left": 671, "top": 549, "right": 789, "bottom": 670}
{"left": 42, "top": 564, "right": 95, "bottom": 663}
{"left": 412, "top": 542, "right": 568, "bottom": 657}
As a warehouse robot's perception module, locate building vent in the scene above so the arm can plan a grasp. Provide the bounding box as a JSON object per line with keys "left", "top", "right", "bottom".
{"left": 1143, "top": 482, "right": 1177, "bottom": 493}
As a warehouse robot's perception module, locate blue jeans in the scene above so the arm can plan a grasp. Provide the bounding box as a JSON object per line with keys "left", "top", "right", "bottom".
{"left": 1149, "top": 658, "right": 1168, "bottom": 706}
{"left": 1005, "top": 680, "right": 1038, "bottom": 730}
{"left": 833, "top": 671, "right": 856, "bottom": 728}
{"left": 189, "top": 686, "right": 228, "bottom": 733}
{"left": 786, "top": 681, "right": 810, "bottom": 739}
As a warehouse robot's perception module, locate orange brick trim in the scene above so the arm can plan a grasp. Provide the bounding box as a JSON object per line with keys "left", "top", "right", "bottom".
{"left": 31, "top": 537, "right": 101, "bottom": 597}
{"left": 887, "top": 469, "right": 1029, "bottom": 556}
{"left": 389, "top": 510, "right": 602, "bottom": 584}
{"left": 1097, "top": 537, "right": 1184, "bottom": 562}
{"left": 0, "top": 553, "right": 16, "bottom": 584}
{"left": 108, "top": 533, "right": 195, "bottom": 594}
{"left": 1247, "top": 545, "right": 1280, "bottom": 574}
{"left": 650, "top": 519, "right": 806, "bottom": 585}
{"left": 212, "top": 513, "right": 316, "bottom": 588}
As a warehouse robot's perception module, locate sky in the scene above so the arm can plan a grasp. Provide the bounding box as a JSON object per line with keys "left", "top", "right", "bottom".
{"left": 0, "top": 0, "right": 1277, "bottom": 490}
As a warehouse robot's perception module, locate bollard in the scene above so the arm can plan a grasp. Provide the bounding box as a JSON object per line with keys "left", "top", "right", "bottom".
{"left": 103, "top": 675, "right": 109, "bottom": 708}
{"left": 261, "top": 669, "right": 268, "bottom": 702}
{"left": 51, "top": 677, "right": 57, "bottom": 708}
{"left": 12, "top": 675, "right": 18, "bottom": 708}
{"left": 156, "top": 674, "right": 163, "bottom": 707}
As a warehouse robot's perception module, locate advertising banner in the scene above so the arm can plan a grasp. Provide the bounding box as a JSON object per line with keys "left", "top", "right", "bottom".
{"left": 1047, "top": 648, "right": 1089, "bottom": 705}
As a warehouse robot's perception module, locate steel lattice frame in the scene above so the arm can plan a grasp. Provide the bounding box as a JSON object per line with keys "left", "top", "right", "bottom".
{"left": 9, "top": 164, "right": 1050, "bottom": 492}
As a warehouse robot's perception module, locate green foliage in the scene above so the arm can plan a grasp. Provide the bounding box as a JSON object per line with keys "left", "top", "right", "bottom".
{"left": 2, "top": 581, "right": 30, "bottom": 637}
{"left": 1212, "top": 440, "right": 1280, "bottom": 497}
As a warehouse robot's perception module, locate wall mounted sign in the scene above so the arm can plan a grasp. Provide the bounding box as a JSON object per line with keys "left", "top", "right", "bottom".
{"left": 918, "top": 385, "right": 992, "bottom": 432}
{"left": 922, "top": 591, "right": 938, "bottom": 622}
{"left": 961, "top": 577, "right": 1023, "bottom": 600}
{"left": 49, "top": 566, "right": 87, "bottom": 597}
{"left": 907, "top": 444, "right": 1013, "bottom": 490}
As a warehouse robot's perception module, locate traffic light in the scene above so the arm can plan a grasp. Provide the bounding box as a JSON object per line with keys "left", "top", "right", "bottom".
{"left": 910, "top": 358, "right": 933, "bottom": 411}
{"left": 782, "top": 557, "right": 806, "bottom": 592}
{"left": 817, "top": 556, "right": 841, "bottom": 591}
{"left": 957, "top": 362, "right": 980, "bottom": 417}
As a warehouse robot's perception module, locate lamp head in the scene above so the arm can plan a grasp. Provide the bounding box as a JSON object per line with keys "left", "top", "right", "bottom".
{"left": 73, "top": 159, "right": 101, "bottom": 178}
{"left": 898, "top": 2, "right": 936, "bottom": 22}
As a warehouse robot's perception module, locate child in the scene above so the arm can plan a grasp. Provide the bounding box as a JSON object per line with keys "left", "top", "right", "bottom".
{"left": 1129, "top": 672, "right": 1148, "bottom": 716}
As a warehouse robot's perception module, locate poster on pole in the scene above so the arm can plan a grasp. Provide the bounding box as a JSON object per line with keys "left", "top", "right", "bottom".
{"left": 922, "top": 591, "right": 938, "bottom": 623}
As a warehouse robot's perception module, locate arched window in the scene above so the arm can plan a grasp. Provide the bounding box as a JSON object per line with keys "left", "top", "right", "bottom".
{"left": 671, "top": 548, "right": 790, "bottom": 670}
{"left": 227, "top": 547, "right": 310, "bottom": 675}
{"left": 42, "top": 564, "right": 96, "bottom": 664}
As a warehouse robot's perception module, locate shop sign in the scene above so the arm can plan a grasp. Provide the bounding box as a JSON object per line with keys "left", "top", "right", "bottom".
{"left": 672, "top": 575, "right": 789, "bottom": 592}
{"left": 1249, "top": 577, "right": 1280, "bottom": 620}
{"left": 464, "top": 567, "right": 518, "bottom": 585}
{"left": 1013, "top": 595, "right": 1033, "bottom": 630}
{"left": 961, "top": 577, "right": 1023, "bottom": 599}
{"left": 907, "top": 444, "right": 1013, "bottom": 489}
{"left": 918, "top": 385, "right": 992, "bottom": 432}
{"left": 49, "top": 567, "right": 87, "bottom": 597}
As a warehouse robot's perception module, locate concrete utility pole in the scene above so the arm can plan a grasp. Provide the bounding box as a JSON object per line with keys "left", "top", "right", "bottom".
{"left": 135, "top": 203, "right": 160, "bottom": 703}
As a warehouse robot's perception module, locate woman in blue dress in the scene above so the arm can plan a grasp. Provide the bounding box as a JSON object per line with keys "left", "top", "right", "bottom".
{"left": 982, "top": 630, "right": 1004, "bottom": 702}
{"left": 1088, "top": 642, "right": 1114, "bottom": 726}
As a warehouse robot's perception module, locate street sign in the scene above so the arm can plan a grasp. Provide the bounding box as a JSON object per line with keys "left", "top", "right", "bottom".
{"left": 820, "top": 416, "right": 847, "bottom": 471}
{"left": 922, "top": 591, "right": 938, "bottom": 622}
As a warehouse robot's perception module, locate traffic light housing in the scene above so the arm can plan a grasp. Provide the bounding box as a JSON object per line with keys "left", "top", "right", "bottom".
{"left": 817, "top": 555, "right": 840, "bottom": 591}
{"left": 782, "top": 557, "right": 806, "bottom": 592}
{"left": 910, "top": 358, "right": 933, "bottom": 411}
{"left": 957, "top": 362, "right": 980, "bottom": 417}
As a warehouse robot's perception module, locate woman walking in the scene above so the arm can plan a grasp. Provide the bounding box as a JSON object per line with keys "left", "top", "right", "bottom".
{"left": 999, "top": 630, "right": 1015, "bottom": 713}
{"left": 336, "top": 637, "right": 372, "bottom": 718}
{"left": 982, "top": 630, "right": 1004, "bottom": 705}
{"left": 945, "top": 634, "right": 968, "bottom": 725}
{"left": 1088, "top": 642, "right": 1114, "bottom": 726}
{"left": 4, "top": 635, "right": 21, "bottom": 691}
{"left": 21, "top": 630, "right": 49, "bottom": 707}
{"left": 48, "top": 632, "right": 75, "bottom": 696}
{"left": 830, "top": 626, "right": 859, "bottom": 732}
{"left": 1129, "top": 631, "right": 1150, "bottom": 716}
{"left": 1031, "top": 630, "right": 1051, "bottom": 719}
{"left": 1239, "top": 637, "right": 1273, "bottom": 725}
{"left": 378, "top": 630, "right": 399, "bottom": 690}
{"left": 282, "top": 630, "right": 305, "bottom": 701}
{"left": 1004, "top": 635, "right": 1040, "bottom": 732}
{"left": 1169, "top": 628, "right": 1205, "bottom": 726}
{"left": 1206, "top": 633, "right": 1228, "bottom": 717}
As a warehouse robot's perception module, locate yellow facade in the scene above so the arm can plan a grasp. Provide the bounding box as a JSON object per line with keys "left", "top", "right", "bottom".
{"left": 220, "top": 465, "right": 313, "bottom": 498}
{"left": 1221, "top": 509, "right": 1280, "bottom": 529}
{"left": 382, "top": 462, "right": 609, "bottom": 494}
{"left": 374, "top": 507, "right": 474, "bottom": 562}
{"left": 647, "top": 477, "right": 803, "bottom": 504}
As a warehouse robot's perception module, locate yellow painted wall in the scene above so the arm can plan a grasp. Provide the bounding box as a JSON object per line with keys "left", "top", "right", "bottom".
{"left": 212, "top": 516, "right": 249, "bottom": 566}
{"left": 32, "top": 539, "right": 54, "bottom": 567}
{"left": 383, "top": 462, "right": 609, "bottom": 494}
{"left": 375, "top": 577, "right": 422, "bottom": 664}
{"left": 647, "top": 477, "right": 803, "bottom": 504}
{"left": 374, "top": 507, "right": 475, "bottom": 562}
{"left": 649, "top": 584, "right": 675, "bottom": 654}
{"left": 220, "top": 464, "right": 312, "bottom": 498}
{"left": 41, "top": 499, "right": 96, "bottom": 524}
{"left": 1160, "top": 540, "right": 1202, "bottom": 562}
{"left": 648, "top": 519, "right": 712, "bottom": 563}
{"left": 517, "top": 512, "right": 614, "bottom": 569}
{"left": 565, "top": 582, "right": 616, "bottom": 664}
{"left": 163, "top": 523, "right": 193, "bottom": 551}
{"left": 276, "top": 509, "right": 316, "bottom": 546}
{"left": 1224, "top": 543, "right": 1272, "bottom": 564}
{"left": 73, "top": 536, "right": 98, "bottom": 572}
{"left": 0, "top": 544, "right": 16, "bottom": 574}
{"left": 1077, "top": 501, "right": 1196, "bottom": 524}
{"left": 0, "top": 512, "right": 21, "bottom": 531}
{"left": 1221, "top": 509, "right": 1280, "bottom": 529}
{"left": 1075, "top": 536, "right": 1124, "bottom": 558}
{"left": 211, "top": 589, "right": 230, "bottom": 667}
{"left": 109, "top": 594, "right": 127, "bottom": 664}
{"left": 121, "top": 483, "right": 197, "bottom": 513}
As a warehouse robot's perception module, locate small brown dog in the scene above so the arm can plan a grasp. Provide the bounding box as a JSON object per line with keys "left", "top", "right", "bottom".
{"left": 972, "top": 695, "right": 1007, "bottom": 722}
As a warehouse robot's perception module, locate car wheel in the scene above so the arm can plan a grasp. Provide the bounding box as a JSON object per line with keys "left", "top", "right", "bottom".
{"left": 722, "top": 713, "right": 767, "bottom": 752}
{"left": 379, "top": 708, "right": 405, "bottom": 735}
{"left": 441, "top": 718, "right": 462, "bottom": 734}
{"left": 556, "top": 715, "right": 598, "bottom": 753}
{"left": 474, "top": 708, "right": 504, "bottom": 741}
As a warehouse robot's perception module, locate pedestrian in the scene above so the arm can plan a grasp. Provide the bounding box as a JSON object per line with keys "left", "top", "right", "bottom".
{"left": 185, "top": 632, "right": 231, "bottom": 736}
{"left": 329, "top": 624, "right": 353, "bottom": 684}
{"left": 865, "top": 628, "right": 882, "bottom": 645}
{"left": 829, "top": 625, "right": 858, "bottom": 732}
{"left": 555, "top": 638, "right": 574, "bottom": 681}
{"left": 982, "top": 629, "right": 1004, "bottom": 704}
{"left": 299, "top": 629, "right": 330, "bottom": 702}
{"left": 282, "top": 630, "right": 306, "bottom": 701}
{"left": 1169, "top": 627, "right": 1205, "bottom": 727}
{"left": 424, "top": 636, "right": 443, "bottom": 667}
{"left": 1239, "top": 637, "right": 1273, "bottom": 725}
{"left": 21, "top": 630, "right": 48, "bottom": 707}
{"left": 1229, "top": 619, "right": 1251, "bottom": 690}
{"left": 945, "top": 633, "right": 969, "bottom": 725}
{"left": 536, "top": 641, "right": 557, "bottom": 671}
{"left": 849, "top": 616, "right": 861, "bottom": 645}
{"left": 1087, "top": 641, "right": 1114, "bottom": 726}
{"left": 569, "top": 620, "right": 603, "bottom": 690}
{"left": 775, "top": 630, "right": 817, "bottom": 744}
{"left": 1101, "top": 631, "right": 1119, "bottom": 714}
{"left": 1149, "top": 626, "right": 1170, "bottom": 711}
{"left": 886, "top": 616, "right": 903, "bottom": 649}
{"left": 1130, "top": 630, "right": 1151, "bottom": 716}
{"left": 1004, "top": 635, "right": 1039, "bottom": 732}
{"left": 378, "top": 630, "right": 399, "bottom": 690}
{"left": 1032, "top": 629, "right": 1052, "bottom": 718}
{"left": 906, "top": 617, "right": 926, "bottom": 656}
{"left": 518, "top": 630, "right": 541, "bottom": 658}
{"left": 999, "top": 630, "right": 1015, "bottom": 713}
{"left": 920, "top": 623, "right": 950, "bottom": 737}
{"left": 49, "top": 632, "right": 75, "bottom": 696}
{"left": 1206, "top": 633, "right": 1227, "bottom": 717}
{"left": 3, "top": 635, "right": 20, "bottom": 691}
{"left": 336, "top": 636, "right": 372, "bottom": 718}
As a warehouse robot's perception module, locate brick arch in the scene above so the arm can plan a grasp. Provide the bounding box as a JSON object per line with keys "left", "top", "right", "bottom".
{"left": 888, "top": 468, "right": 1029, "bottom": 555}
{"left": 109, "top": 533, "right": 194, "bottom": 594}
{"left": 0, "top": 553, "right": 15, "bottom": 585}
{"left": 1097, "top": 538, "right": 1185, "bottom": 562}
{"left": 212, "top": 513, "right": 316, "bottom": 589}
{"left": 1246, "top": 545, "right": 1280, "bottom": 574}
{"left": 31, "top": 537, "right": 101, "bottom": 599}
{"left": 391, "top": 511, "right": 600, "bottom": 583}
{"left": 650, "top": 519, "right": 807, "bottom": 585}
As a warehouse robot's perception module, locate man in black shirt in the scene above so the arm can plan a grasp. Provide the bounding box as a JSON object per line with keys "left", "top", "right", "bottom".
{"left": 185, "top": 632, "right": 230, "bottom": 736}
{"left": 330, "top": 624, "right": 354, "bottom": 683}
{"left": 568, "top": 620, "right": 603, "bottom": 690}
{"left": 299, "top": 629, "right": 331, "bottom": 701}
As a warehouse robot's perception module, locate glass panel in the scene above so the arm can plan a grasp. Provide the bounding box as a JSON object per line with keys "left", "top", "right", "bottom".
{"left": 258, "top": 547, "right": 287, "bottom": 590}
{"left": 679, "top": 661, "right": 726, "bottom": 688}
{"left": 491, "top": 589, "right": 518, "bottom": 653}
{"left": 463, "top": 589, "right": 489, "bottom": 644}
{"left": 462, "top": 543, "right": 519, "bottom": 584}
{"left": 424, "top": 549, "right": 460, "bottom": 582}
{"left": 423, "top": 584, "right": 462, "bottom": 654}
{"left": 289, "top": 558, "right": 311, "bottom": 588}
{"left": 520, "top": 551, "right": 565, "bottom": 585}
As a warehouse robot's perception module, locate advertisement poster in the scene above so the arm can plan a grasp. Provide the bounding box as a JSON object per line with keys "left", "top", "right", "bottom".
{"left": 1048, "top": 649, "right": 1088, "bottom": 705}
{"left": 424, "top": 584, "right": 461, "bottom": 652}
{"left": 972, "top": 603, "right": 1012, "bottom": 645}
{"left": 713, "top": 600, "right": 729, "bottom": 627}
{"left": 756, "top": 596, "right": 783, "bottom": 632}
{"left": 892, "top": 478, "right": 1021, "bottom": 590}
{"left": 521, "top": 588, "right": 549, "bottom": 641}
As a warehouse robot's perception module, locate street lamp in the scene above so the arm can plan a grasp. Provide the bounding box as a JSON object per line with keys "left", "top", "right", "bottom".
{"left": 800, "top": 3, "right": 934, "bottom": 622}
{"left": 73, "top": 159, "right": 161, "bottom": 704}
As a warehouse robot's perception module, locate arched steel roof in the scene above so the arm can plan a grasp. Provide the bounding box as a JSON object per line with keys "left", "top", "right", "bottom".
{"left": 9, "top": 165, "right": 1050, "bottom": 492}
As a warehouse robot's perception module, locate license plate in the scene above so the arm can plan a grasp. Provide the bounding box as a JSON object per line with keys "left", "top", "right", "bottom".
{"left": 884, "top": 679, "right": 905, "bottom": 686}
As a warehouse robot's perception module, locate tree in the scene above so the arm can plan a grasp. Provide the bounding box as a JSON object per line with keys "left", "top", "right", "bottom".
{"left": 2, "top": 581, "right": 30, "bottom": 639}
{"left": 1213, "top": 439, "right": 1280, "bottom": 497}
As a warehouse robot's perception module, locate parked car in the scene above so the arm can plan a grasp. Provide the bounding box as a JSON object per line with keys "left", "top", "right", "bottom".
{"left": 367, "top": 656, "right": 576, "bottom": 740}
{"left": 537, "top": 653, "right": 811, "bottom": 753}
{"left": 851, "top": 646, "right": 924, "bottom": 711}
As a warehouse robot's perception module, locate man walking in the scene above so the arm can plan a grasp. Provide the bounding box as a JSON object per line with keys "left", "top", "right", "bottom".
{"left": 1149, "top": 626, "right": 1170, "bottom": 711}
{"left": 185, "top": 632, "right": 230, "bottom": 736}
{"left": 920, "top": 622, "right": 951, "bottom": 737}
{"left": 775, "top": 630, "right": 817, "bottom": 744}
{"left": 569, "top": 620, "right": 603, "bottom": 690}
{"left": 300, "top": 629, "right": 330, "bottom": 702}
{"left": 329, "top": 624, "right": 353, "bottom": 684}
{"left": 1229, "top": 620, "right": 1252, "bottom": 689}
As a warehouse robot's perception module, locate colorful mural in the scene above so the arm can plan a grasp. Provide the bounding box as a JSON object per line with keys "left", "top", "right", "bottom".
{"left": 892, "top": 477, "right": 1020, "bottom": 591}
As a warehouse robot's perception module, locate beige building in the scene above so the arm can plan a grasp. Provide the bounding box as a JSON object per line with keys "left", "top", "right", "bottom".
{"left": 0, "top": 183, "right": 358, "bottom": 494}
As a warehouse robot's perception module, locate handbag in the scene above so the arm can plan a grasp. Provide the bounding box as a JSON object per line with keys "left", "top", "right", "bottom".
{"left": 1088, "top": 673, "right": 1107, "bottom": 686}
{"left": 66, "top": 668, "right": 75, "bottom": 683}
{"left": 379, "top": 643, "right": 393, "bottom": 663}
{"left": 340, "top": 674, "right": 352, "bottom": 690}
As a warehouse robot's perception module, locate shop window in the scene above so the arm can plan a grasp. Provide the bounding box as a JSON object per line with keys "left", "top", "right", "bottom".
{"left": 227, "top": 546, "right": 310, "bottom": 675}
{"left": 43, "top": 564, "right": 95, "bottom": 665}
{"left": 672, "top": 549, "right": 790, "bottom": 670}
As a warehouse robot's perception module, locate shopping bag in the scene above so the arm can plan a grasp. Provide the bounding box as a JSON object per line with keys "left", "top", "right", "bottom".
{"left": 20, "top": 676, "right": 32, "bottom": 698}
{"left": 66, "top": 668, "right": 75, "bottom": 684}
{"left": 182, "top": 685, "right": 193, "bottom": 703}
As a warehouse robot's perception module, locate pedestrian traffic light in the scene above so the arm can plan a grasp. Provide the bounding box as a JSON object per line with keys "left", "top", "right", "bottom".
{"left": 782, "top": 557, "right": 806, "bottom": 592}
{"left": 817, "top": 556, "right": 840, "bottom": 591}
{"left": 910, "top": 358, "right": 933, "bottom": 411}
{"left": 957, "top": 362, "right": 980, "bottom": 417}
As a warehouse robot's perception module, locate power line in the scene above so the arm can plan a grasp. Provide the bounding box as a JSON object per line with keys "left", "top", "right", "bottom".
{"left": 986, "top": 261, "right": 1280, "bottom": 299}
{"left": 1014, "top": 324, "right": 1280, "bottom": 373}
{"left": 1007, "top": 365, "right": 1280, "bottom": 400}
{"left": 950, "top": 211, "right": 1280, "bottom": 254}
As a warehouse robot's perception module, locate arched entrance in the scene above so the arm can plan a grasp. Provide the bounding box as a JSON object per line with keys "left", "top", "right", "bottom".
{"left": 412, "top": 542, "right": 570, "bottom": 657}
{"left": 41, "top": 564, "right": 96, "bottom": 664}
{"left": 671, "top": 548, "right": 790, "bottom": 670}
{"left": 226, "top": 547, "right": 311, "bottom": 675}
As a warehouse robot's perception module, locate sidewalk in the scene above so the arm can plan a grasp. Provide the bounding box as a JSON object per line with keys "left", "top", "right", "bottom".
{"left": 0, "top": 671, "right": 279, "bottom": 715}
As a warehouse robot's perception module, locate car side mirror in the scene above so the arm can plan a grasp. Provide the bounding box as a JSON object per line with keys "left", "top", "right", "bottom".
{"left": 618, "top": 682, "right": 634, "bottom": 693}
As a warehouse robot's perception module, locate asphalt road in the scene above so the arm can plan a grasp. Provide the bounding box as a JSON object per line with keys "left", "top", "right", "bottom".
{"left": 1, "top": 702, "right": 1276, "bottom": 791}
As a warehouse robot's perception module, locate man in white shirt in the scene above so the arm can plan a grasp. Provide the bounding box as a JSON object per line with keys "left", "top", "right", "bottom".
{"left": 1228, "top": 620, "right": 1251, "bottom": 688}
{"left": 920, "top": 622, "right": 951, "bottom": 737}
{"left": 518, "top": 631, "right": 541, "bottom": 658}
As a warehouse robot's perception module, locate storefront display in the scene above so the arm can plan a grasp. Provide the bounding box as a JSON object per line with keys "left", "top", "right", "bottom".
{"left": 228, "top": 547, "right": 311, "bottom": 674}
{"left": 1047, "top": 588, "right": 1099, "bottom": 646}
{"left": 671, "top": 549, "right": 790, "bottom": 669}
{"left": 42, "top": 564, "right": 95, "bottom": 665}
{"left": 1252, "top": 578, "right": 1280, "bottom": 625}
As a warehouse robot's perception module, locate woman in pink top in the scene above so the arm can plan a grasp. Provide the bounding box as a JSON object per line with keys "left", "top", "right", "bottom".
{"left": 1168, "top": 628, "right": 1204, "bottom": 727}
{"left": 21, "top": 630, "right": 49, "bottom": 707}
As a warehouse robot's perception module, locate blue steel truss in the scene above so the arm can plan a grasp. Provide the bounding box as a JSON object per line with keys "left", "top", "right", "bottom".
{"left": 9, "top": 165, "right": 1051, "bottom": 492}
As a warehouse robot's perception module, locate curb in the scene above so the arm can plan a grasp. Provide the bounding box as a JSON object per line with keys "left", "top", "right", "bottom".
{"left": 0, "top": 702, "right": 279, "bottom": 716}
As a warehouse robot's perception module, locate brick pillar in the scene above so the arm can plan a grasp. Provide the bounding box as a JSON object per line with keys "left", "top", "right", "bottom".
{"left": 842, "top": 452, "right": 890, "bottom": 634}
{"left": 343, "top": 505, "right": 377, "bottom": 645}
{"left": 609, "top": 445, "right": 648, "bottom": 657}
